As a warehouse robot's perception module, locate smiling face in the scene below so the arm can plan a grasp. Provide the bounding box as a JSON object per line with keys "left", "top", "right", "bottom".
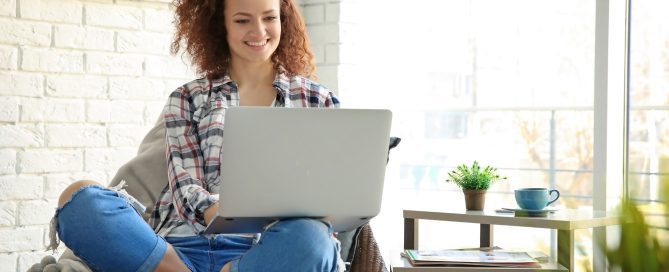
{"left": 224, "top": 0, "right": 282, "bottom": 67}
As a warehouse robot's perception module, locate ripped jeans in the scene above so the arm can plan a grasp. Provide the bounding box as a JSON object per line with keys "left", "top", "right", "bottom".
{"left": 52, "top": 185, "right": 342, "bottom": 272}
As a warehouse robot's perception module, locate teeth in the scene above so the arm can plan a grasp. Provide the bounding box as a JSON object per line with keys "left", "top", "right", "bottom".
{"left": 246, "top": 40, "right": 267, "bottom": 46}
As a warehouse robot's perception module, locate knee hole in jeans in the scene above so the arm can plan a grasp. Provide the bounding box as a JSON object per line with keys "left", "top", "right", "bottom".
{"left": 57, "top": 180, "right": 102, "bottom": 208}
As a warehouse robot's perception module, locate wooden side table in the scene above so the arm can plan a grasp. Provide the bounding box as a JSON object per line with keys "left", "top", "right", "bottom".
{"left": 393, "top": 209, "right": 619, "bottom": 272}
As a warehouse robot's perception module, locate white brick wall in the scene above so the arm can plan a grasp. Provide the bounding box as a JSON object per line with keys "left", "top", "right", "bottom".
{"left": 0, "top": 0, "right": 16, "bottom": 17}
{"left": 20, "top": 0, "right": 83, "bottom": 24}
{"left": 86, "top": 52, "right": 144, "bottom": 76}
{"left": 46, "top": 75, "right": 108, "bottom": 98}
{"left": 0, "top": 176, "right": 43, "bottom": 200}
{"left": 298, "top": 0, "right": 345, "bottom": 95}
{"left": 0, "top": 202, "right": 18, "bottom": 227}
{"left": 0, "top": 227, "right": 44, "bottom": 253}
{"left": 85, "top": 4, "right": 143, "bottom": 30}
{"left": 0, "top": 0, "right": 338, "bottom": 269}
{"left": 0, "top": 73, "right": 44, "bottom": 97}
{"left": 0, "top": 0, "right": 194, "bottom": 269}
{"left": 0, "top": 149, "right": 16, "bottom": 174}
{"left": 21, "top": 48, "right": 85, "bottom": 73}
{"left": 0, "top": 20, "right": 51, "bottom": 46}
{"left": 20, "top": 98, "right": 85, "bottom": 122}
{"left": 0, "top": 97, "right": 19, "bottom": 121}
{"left": 54, "top": 25, "right": 115, "bottom": 51}
{"left": 17, "top": 251, "right": 50, "bottom": 272}
{"left": 0, "top": 45, "right": 18, "bottom": 70}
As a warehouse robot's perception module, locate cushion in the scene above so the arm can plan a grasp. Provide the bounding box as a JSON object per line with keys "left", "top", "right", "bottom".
{"left": 107, "top": 117, "right": 168, "bottom": 221}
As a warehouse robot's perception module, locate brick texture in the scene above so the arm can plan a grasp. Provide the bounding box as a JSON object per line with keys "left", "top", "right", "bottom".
{"left": 0, "top": 0, "right": 17, "bottom": 17}
{"left": 0, "top": 124, "right": 44, "bottom": 148}
{"left": 0, "top": 149, "right": 17, "bottom": 174}
{"left": 18, "top": 149, "right": 83, "bottom": 173}
{"left": 0, "top": 73, "right": 44, "bottom": 97}
{"left": 144, "top": 8, "right": 173, "bottom": 33}
{"left": 0, "top": 20, "right": 51, "bottom": 46}
{"left": 19, "top": 0, "right": 83, "bottom": 24}
{"left": 0, "top": 45, "right": 18, "bottom": 70}
{"left": 43, "top": 171, "right": 107, "bottom": 199}
{"left": 0, "top": 227, "right": 43, "bottom": 253}
{"left": 85, "top": 52, "right": 143, "bottom": 76}
{"left": 0, "top": 0, "right": 335, "bottom": 268}
{"left": 45, "top": 124, "right": 107, "bottom": 147}
{"left": 85, "top": 4, "right": 143, "bottom": 30}
{"left": 46, "top": 75, "right": 108, "bottom": 98}
{"left": 0, "top": 176, "right": 43, "bottom": 200}
{"left": 0, "top": 202, "right": 17, "bottom": 227}
{"left": 0, "top": 97, "right": 19, "bottom": 122}
{"left": 117, "top": 31, "right": 171, "bottom": 54}
{"left": 0, "top": 253, "right": 17, "bottom": 272}
{"left": 17, "top": 251, "right": 51, "bottom": 272}
{"left": 17, "top": 200, "right": 56, "bottom": 226}
{"left": 54, "top": 25, "right": 115, "bottom": 51}
{"left": 21, "top": 48, "right": 84, "bottom": 73}
{"left": 20, "top": 98, "right": 85, "bottom": 122}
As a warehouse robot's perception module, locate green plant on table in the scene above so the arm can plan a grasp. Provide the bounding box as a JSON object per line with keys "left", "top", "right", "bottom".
{"left": 446, "top": 161, "right": 506, "bottom": 190}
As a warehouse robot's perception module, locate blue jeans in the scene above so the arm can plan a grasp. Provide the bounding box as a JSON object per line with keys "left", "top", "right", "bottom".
{"left": 55, "top": 186, "right": 340, "bottom": 272}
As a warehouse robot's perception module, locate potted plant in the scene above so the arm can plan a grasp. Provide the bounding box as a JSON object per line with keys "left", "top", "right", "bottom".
{"left": 446, "top": 161, "right": 506, "bottom": 210}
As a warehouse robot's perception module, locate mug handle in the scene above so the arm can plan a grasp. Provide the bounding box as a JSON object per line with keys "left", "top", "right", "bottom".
{"left": 547, "top": 189, "right": 560, "bottom": 206}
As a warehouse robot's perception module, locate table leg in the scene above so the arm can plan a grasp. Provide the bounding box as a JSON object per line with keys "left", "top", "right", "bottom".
{"left": 557, "top": 229, "right": 575, "bottom": 272}
{"left": 480, "top": 224, "right": 493, "bottom": 247}
{"left": 593, "top": 226, "right": 607, "bottom": 272}
{"left": 404, "top": 218, "right": 418, "bottom": 249}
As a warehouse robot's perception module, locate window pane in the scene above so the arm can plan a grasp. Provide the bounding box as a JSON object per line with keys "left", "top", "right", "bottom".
{"left": 343, "top": 0, "right": 596, "bottom": 270}
{"left": 629, "top": 0, "right": 669, "bottom": 203}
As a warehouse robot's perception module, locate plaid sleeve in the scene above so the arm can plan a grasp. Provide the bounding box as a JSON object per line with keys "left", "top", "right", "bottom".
{"left": 163, "top": 89, "right": 218, "bottom": 228}
{"left": 324, "top": 90, "right": 340, "bottom": 108}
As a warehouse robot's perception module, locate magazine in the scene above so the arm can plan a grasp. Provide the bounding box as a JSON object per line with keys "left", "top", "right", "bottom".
{"left": 403, "top": 247, "right": 541, "bottom": 268}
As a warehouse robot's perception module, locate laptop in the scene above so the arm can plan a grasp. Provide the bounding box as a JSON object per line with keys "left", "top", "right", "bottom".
{"left": 203, "top": 107, "right": 392, "bottom": 234}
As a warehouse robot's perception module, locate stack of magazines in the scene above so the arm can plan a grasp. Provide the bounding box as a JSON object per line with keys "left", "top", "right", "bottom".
{"left": 402, "top": 247, "right": 541, "bottom": 268}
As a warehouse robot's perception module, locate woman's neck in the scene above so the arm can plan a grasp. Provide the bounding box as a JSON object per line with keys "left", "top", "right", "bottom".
{"left": 229, "top": 60, "right": 275, "bottom": 88}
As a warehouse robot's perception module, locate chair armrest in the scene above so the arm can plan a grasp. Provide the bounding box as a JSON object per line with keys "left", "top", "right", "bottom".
{"left": 349, "top": 224, "right": 388, "bottom": 272}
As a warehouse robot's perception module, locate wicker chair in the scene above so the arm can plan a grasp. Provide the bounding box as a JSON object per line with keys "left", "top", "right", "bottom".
{"left": 349, "top": 224, "right": 389, "bottom": 272}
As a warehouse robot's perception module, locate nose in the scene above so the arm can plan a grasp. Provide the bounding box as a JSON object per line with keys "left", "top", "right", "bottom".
{"left": 250, "top": 19, "right": 266, "bottom": 37}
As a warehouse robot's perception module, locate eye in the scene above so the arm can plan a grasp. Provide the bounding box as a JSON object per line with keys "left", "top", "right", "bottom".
{"left": 234, "top": 19, "right": 250, "bottom": 24}
{"left": 265, "top": 16, "right": 278, "bottom": 22}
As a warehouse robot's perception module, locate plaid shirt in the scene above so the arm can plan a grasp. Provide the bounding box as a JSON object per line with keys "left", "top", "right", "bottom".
{"left": 149, "top": 69, "right": 340, "bottom": 237}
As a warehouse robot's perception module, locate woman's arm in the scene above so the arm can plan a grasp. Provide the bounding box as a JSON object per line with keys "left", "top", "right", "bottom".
{"left": 163, "top": 89, "right": 219, "bottom": 227}
{"left": 203, "top": 202, "right": 219, "bottom": 225}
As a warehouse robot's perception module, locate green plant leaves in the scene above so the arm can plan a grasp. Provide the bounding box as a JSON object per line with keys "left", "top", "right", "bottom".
{"left": 446, "top": 161, "right": 506, "bottom": 190}
{"left": 606, "top": 188, "right": 669, "bottom": 272}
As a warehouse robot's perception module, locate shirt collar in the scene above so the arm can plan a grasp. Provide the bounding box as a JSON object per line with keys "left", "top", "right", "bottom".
{"left": 211, "top": 66, "right": 290, "bottom": 98}
{"left": 272, "top": 66, "right": 290, "bottom": 91}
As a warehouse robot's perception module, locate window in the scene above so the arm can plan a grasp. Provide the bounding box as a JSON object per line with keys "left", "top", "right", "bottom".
{"left": 342, "top": 0, "right": 604, "bottom": 270}
{"left": 628, "top": 0, "right": 669, "bottom": 205}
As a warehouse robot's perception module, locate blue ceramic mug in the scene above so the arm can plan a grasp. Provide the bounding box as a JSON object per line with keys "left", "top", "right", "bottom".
{"left": 514, "top": 188, "right": 560, "bottom": 210}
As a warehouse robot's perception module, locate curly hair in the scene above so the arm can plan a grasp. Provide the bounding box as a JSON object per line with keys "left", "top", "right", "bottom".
{"left": 171, "top": 0, "right": 316, "bottom": 79}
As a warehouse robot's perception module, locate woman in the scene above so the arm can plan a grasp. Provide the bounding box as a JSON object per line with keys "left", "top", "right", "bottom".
{"left": 52, "top": 0, "right": 343, "bottom": 271}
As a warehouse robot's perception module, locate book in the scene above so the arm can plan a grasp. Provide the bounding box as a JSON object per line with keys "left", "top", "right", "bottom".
{"left": 403, "top": 247, "right": 541, "bottom": 268}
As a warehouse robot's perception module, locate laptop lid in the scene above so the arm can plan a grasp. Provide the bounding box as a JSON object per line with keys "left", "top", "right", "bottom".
{"left": 203, "top": 107, "right": 392, "bottom": 234}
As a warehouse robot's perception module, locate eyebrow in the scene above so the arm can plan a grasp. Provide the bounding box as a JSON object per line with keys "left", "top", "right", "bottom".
{"left": 233, "top": 9, "right": 277, "bottom": 17}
